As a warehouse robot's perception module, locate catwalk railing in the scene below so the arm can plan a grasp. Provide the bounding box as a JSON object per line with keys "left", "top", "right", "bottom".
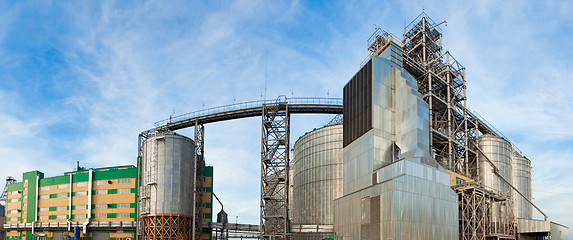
{"left": 154, "top": 97, "right": 343, "bottom": 127}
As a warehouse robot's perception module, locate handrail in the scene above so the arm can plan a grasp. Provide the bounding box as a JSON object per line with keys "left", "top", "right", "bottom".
{"left": 471, "top": 111, "right": 507, "bottom": 140}
{"left": 154, "top": 97, "right": 343, "bottom": 127}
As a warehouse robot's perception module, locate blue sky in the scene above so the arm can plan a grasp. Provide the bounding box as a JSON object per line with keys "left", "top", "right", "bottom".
{"left": 0, "top": 0, "right": 572, "bottom": 235}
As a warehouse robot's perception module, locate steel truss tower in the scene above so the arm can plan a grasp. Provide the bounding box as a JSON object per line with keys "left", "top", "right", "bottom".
{"left": 194, "top": 121, "right": 206, "bottom": 239}
{"left": 260, "top": 102, "right": 290, "bottom": 240}
{"left": 401, "top": 14, "right": 477, "bottom": 178}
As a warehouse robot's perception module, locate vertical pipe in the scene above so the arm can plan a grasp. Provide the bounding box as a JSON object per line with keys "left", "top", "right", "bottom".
{"left": 32, "top": 174, "right": 39, "bottom": 235}
{"left": 83, "top": 168, "right": 93, "bottom": 235}
{"left": 68, "top": 173, "right": 73, "bottom": 232}
{"left": 193, "top": 122, "right": 198, "bottom": 240}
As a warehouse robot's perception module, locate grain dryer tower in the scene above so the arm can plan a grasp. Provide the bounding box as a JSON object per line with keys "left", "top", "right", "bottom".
{"left": 139, "top": 132, "right": 195, "bottom": 239}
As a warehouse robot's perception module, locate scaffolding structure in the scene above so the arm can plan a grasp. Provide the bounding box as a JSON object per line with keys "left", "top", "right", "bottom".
{"left": 401, "top": 13, "right": 477, "bottom": 178}
{"left": 194, "top": 121, "right": 206, "bottom": 239}
{"left": 260, "top": 102, "right": 290, "bottom": 239}
{"left": 140, "top": 214, "right": 193, "bottom": 240}
{"left": 455, "top": 183, "right": 516, "bottom": 240}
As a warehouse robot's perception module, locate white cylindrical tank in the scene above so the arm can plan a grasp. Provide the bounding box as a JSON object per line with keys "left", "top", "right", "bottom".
{"left": 293, "top": 124, "right": 343, "bottom": 228}
{"left": 478, "top": 134, "right": 513, "bottom": 230}
{"left": 511, "top": 150, "right": 533, "bottom": 219}
{"left": 141, "top": 133, "right": 195, "bottom": 216}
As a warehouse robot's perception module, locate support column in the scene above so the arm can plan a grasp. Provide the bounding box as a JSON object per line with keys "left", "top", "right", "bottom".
{"left": 261, "top": 102, "right": 290, "bottom": 240}
{"left": 194, "top": 122, "right": 205, "bottom": 240}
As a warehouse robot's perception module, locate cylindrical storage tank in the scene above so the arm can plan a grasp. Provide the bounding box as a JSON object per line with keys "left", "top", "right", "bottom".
{"left": 139, "top": 132, "right": 195, "bottom": 239}
{"left": 292, "top": 124, "right": 343, "bottom": 240}
{"left": 511, "top": 150, "right": 533, "bottom": 219}
{"left": 478, "top": 134, "right": 513, "bottom": 232}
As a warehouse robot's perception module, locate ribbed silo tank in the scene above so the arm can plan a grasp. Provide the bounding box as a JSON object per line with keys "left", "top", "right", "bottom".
{"left": 478, "top": 134, "right": 513, "bottom": 230}
{"left": 292, "top": 124, "right": 342, "bottom": 240}
{"left": 139, "top": 132, "right": 195, "bottom": 239}
{"left": 511, "top": 150, "right": 533, "bottom": 219}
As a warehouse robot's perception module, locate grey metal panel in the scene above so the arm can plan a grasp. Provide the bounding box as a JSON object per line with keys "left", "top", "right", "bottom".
{"left": 92, "top": 232, "right": 109, "bottom": 240}
{"left": 517, "top": 219, "right": 550, "bottom": 233}
{"left": 335, "top": 43, "right": 458, "bottom": 239}
{"left": 511, "top": 150, "right": 533, "bottom": 219}
{"left": 141, "top": 133, "right": 195, "bottom": 216}
{"left": 550, "top": 222, "right": 569, "bottom": 240}
{"left": 293, "top": 124, "right": 343, "bottom": 227}
{"left": 343, "top": 60, "right": 372, "bottom": 147}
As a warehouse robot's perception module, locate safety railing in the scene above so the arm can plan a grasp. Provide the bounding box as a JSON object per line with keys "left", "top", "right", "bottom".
{"left": 154, "top": 97, "right": 343, "bottom": 127}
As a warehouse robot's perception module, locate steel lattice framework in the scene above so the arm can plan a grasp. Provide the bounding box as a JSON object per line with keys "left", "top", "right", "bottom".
{"left": 194, "top": 121, "right": 205, "bottom": 239}
{"left": 260, "top": 102, "right": 290, "bottom": 239}
{"left": 401, "top": 14, "right": 477, "bottom": 178}
{"left": 140, "top": 214, "right": 193, "bottom": 240}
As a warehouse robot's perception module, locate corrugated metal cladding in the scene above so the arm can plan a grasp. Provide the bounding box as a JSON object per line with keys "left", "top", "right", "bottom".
{"left": 511, "top": 150, "right": 533, "bottom": 219}
{"left": 293, "top": 125, "right": 343, "bottom": 226}
{"left": 140, "top": 133, "right": 195, "bottom": 216}
{"left": 343, "top": 59, "right": 372, "bottom": 147}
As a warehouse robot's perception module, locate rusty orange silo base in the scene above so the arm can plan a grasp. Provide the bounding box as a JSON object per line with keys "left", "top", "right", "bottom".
{"left": 140, "top": 214, "right": 193, "bottom": 240}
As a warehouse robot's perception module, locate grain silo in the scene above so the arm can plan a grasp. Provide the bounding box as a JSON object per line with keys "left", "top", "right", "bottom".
{"left": 511, "top": 150, "right": 533, "bottom": 219}
{"left": 478, "top": 134, "right": 513, "bottom": 233}
{"left": 139, "top": 132, "right": 195, "bottom": 239}
{"left": 292, "top": 124, "right": 343, "bottom": 240}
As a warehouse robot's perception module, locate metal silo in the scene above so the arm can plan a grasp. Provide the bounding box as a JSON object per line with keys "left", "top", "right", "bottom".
{"left": 478, "top": 134, "right": 513, "bottom": 232}
{"left": 139, "top": 132, "right": 195, "bottom": 239}
{"left": 292, "top": 124, "right": 343, "bottom": 240}
{"left": 511, "top": 150, "right": 533, "bottom": 219}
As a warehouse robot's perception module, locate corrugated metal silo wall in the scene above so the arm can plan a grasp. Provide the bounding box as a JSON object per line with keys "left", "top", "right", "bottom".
{"left": 141, "top": 133, "right": 195, "bottom": 216}
{"left": 292, "top": 124, "right": 343, "bottom": 239}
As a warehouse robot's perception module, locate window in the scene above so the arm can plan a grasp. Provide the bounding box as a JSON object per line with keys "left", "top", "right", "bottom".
{"left": 40, "top": 186, "right": 50, "bottom": 191}
{"left": 10, "top": 217, "right": 18, "bottom": 221}
{"left": 39, "top": 195, "right": 49, "bottom": 199}
{"left": 57, "top": 193, "right": 67, "bottom": 198}
{"left": 117, "top": 203, "right": 130, "bottom": 208}
{"left": 11, "top": 190, "right": 20, "bottom": 195}
{"left": 118, "top": 188, "right": 130, "bottom": 194}
{"left": 24, "top": 195, "right": 27, "bottom": 199}
{"left": 117, "top": 213, "right": 130, "bottom": 218}
{"left": 75, "top": 191, "right": 87, "bottom": 196}
{"left": 10, "top": 210, "right": 19, "bottom": 214}
{"left": 38, "top": 215, "right": 48, "bottom": 220}
{"left": 95, "top": 204, "right": 107, "bottom": 209}
{"left": 95, "top": 190, "right": 107, "bottom": 195}
{"left": 23, "top": 211, "right": 27, "bottom": 215}
{"left": 96, "top": 180, "right": 108, "bottom": 185}
{"left": 57, "top": 184, "right": 68, "bottom": 189}
{"left": 11, "top": 198, "right": 18, "bottom": 203}
{"left": 24, "top": 179, "right": 28, "bottom": 183}
{"left": 118, "top": 179, "right": 131, "bottom": 184}
{"left": 39, "top": 208, "right": 49, "bottom": 212}
{"left": 95, "top": 213, "right": 107, "bottom": 219}
{"left": 76, "top": 182, "right": 87, "bottom": 187}
{"left": 75, "top": 205, "right": 86, "bottom": 210}
{"left": 57, "top": 206, "right": 66, "bottom": 211}
{"left": 74, "top": 214, "right": 85, "bottom": 219}
{"left": 57, "top": 215, "right": 67, "bottom": 220}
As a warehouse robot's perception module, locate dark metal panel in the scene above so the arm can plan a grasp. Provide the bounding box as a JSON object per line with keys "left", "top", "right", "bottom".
{"left": 343, "top": 59, "right": 373, "bottom": 147}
